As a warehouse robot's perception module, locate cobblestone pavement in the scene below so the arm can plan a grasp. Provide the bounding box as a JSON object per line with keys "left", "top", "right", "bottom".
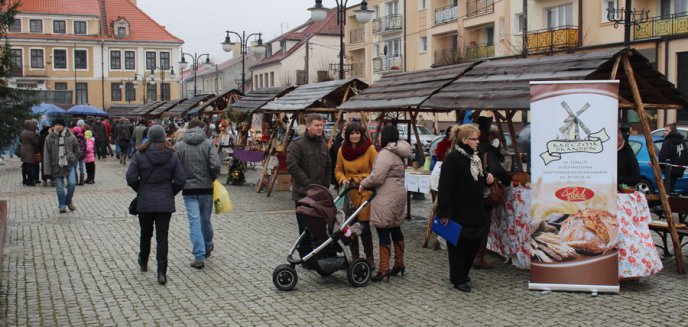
{"left": 1, "top": 156, "right": 687, "bottom": 326}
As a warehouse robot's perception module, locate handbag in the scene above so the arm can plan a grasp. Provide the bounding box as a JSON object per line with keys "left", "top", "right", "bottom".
{"left": 129, "top": 155, "right": 156, "bottom": 216}
{"left": 431, "top": 216, "right": 462, "bottom": 246}
{"left": 33, "top": 152, "right": 42, "bottom": 163}
{"left": 483, "top": 152, "right": 505, "bottom": 207}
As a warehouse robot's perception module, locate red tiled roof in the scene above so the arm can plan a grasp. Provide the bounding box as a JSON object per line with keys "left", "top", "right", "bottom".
{"left": 252, "top": 8, "right": 339, "bottom": 69}
{"left": 103, "top": 0, "right": 182, "bottom": 43}
{"left": 16, "top": 0, "right": 100, "bottom": 16}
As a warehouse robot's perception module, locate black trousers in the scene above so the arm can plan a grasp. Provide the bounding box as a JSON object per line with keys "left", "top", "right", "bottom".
{"left": 96, "top": 141, "right": 107, "bottom": 159}
{"left": 85, "top": 162, "right": 95, "bottom": 181}
{"left": 447, "top": 236, "right": 482, "bottom": 285}
{"left": 21, "top": 163, "right": 32, "bottom": 184}
{"left": 376, "top": 226, "right": 403, "bottom": 245}
{"left": 138, "top": 213, "right": 172, "bottom": 272}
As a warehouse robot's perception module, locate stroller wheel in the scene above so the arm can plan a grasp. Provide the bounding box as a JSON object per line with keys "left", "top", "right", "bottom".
{"left": 347, "top": 258, "right": 371, "bottom": 287}
{"left": 273, "top": 264, "right": 298, "bottom": 291}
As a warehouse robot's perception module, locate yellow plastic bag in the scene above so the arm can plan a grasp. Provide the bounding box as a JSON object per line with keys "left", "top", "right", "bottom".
{"left": 213, "top": 180, "right": 233, "bottom": 214}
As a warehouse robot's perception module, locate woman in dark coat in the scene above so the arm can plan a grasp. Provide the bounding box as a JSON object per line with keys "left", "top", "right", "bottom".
{"left": 126, "top": 125, "right": 185, "bottom": 285}
{"left": 19, "top": 120, "right": 39, "bottom": 185}
{"left": 437, "top": 124, "right": 495, "bottom": 292}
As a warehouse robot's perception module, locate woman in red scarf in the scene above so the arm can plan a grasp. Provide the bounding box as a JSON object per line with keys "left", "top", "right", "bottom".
{"left": 335, "top": 122, "right": 378, "bottom": 269}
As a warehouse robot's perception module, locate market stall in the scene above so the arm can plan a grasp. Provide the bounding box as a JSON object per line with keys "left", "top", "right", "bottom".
{"left": 421, "top": 48, "right": 688, "bottom": 273}
{"left": 130, "top": 101, "right": 165, "bottom": 116}
{"left": 164, "top": 93, "right": 214, "bottom": 118}
{"left": 187, "top": 89, "right": 242, "bottom": 119}
{"left": 146, "top": 98, "right": 187, "bottom": 118}
{"left": 105, "top": 105, "right": 139, "bottom": 117}
{"left": 257, "top": 78, "right": 369, "bottom": 196}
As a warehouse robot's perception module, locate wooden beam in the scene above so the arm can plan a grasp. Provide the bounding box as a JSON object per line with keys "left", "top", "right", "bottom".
{"left": 610, "top": 55, "right": 622, "bottom": 80}
{"left": 492, "top": 110, "right": 508, "bottom": 154}
{"left": 410, "top": 111, "right": 425, "bottom": 160}
{"left": 506, "top": 113, "right": 524, "bottom": 172}
{"left": 623, "top": 55, "right": 686, "bottom": 274}
{"left": 619, "top": 103, "right": 683, "bottom": 110}
{"left": 422, "top": 197, "right": 438, "bottom": 248}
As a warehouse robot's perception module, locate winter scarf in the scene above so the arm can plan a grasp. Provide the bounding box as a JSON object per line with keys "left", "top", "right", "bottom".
{"left": 58, "top": 128, "right": 68, "bottom": 167}
{"left": 455, "top": 143, "right": 483, "bottom": 182}
{"left": 341, "top": 139, "right": 372, "bottom": 161}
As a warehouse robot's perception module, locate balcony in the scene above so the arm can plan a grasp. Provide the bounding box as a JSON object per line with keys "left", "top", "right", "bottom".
{"left": 373, "top": 15, "right": 403, "bottom": 34}
{"left": 435, "top": 5, "right": 458, "bottom": 25}
{"left": 464, "top": 43, "right": 494, "bottom": 61}
{"left": 350, "top": 62, "right": 366, "bottom": 78}
{"left": 350, "top": 27, "right": 365, "bottom": 44}
{"left": 466, "top": 0, "right": 494, "bottom": 18}
{"left": 373, "top": 56, "right": 403, "bottom": 73}
{"left": 433, "top": 48, "right": 461, "bottom": 66}
{"left": 635, "top": 12, "right": 688, "bottom": 40}
{"left": 36, "top": 90, "right": 73, "bottom": 105}
{"left": 527, "top": 25, "right": 579, "bottom": 53}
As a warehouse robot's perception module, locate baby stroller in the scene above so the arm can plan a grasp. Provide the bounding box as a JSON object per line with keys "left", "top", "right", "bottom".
{"left": 272, "top": 184, "right": 376, "bottom": 291}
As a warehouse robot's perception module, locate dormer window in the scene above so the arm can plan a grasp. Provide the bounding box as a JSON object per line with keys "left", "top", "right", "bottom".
{"left": 280, "top": 40, "right": 287, "bottom": 53}
{"left": 113, "top": 17, "right": 130, "bottom": 38}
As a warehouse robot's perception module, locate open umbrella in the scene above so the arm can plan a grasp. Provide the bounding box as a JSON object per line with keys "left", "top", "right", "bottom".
{"left": 31, "top": 103, "right": 66, "bottom": 116}
{"left": 67, "top": 104, "right": 109, "bottom": 117}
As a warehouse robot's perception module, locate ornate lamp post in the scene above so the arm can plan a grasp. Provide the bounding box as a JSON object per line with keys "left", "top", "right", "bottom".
{"left": 308, "top": 0, "right": 373, "bottom": 80}
{"left": 221, "top": 31, "right": 262, "bottom": 93}
{"left": 178, "top": 51, "right": 212, "bottom": 97}
{"left": 131, "top": 73, "right": 155, "bottom": 104}
{"left": 147, "top": 65, "right": 175, "bottom": 101}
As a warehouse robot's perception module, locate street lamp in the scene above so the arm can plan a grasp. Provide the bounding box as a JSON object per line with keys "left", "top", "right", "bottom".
{"left": 131, "top": 73, "right": 154, "bottom": 104}
{"left": 308, "top": 0, "right": 373, "bottom": 80}
{"left": 147, "top": 65, "right": 175, "bottom": 101}
{"left": 178, "top": 51, "right": 212, "bottom": 97}
{"left": 221, "top": 30, "right": 262, "bottom": 94}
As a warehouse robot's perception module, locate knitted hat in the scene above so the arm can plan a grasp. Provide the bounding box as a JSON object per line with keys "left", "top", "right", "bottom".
{"left": 52, "top": 118, "right": 66, "bottom": 127}
{"left": 148, "top": 125, "right": 166, "bottom": 143}
{"left": 77, "top": 119, "right": 86, "bottom": 127}
{"left": 84, "top": 130, "right": 93, "bottom": 139}
{"left": 477, "top": 116, "right": 492, "bottom": 132}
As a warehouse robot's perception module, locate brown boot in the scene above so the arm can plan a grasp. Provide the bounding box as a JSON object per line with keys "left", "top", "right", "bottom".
{"left": 472, "top": 248, "right": 493, "bottom": 269}
{"left": 371, "top": 244, "right": 391, "bottom": 282}
{"left": 349, "top": 237, "right": 360, "bottom": 260}
{"left": 391, "top": 240, "right": 406, "bottom": 277}
{"left": 361, "top": 234, "right": 375, "bottom": 269}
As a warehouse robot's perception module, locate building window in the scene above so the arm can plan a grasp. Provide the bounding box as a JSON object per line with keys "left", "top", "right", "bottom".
{"left": 602, "top": 1, "right": 616, "bottom": 22}
{"left": 254, "top": 76, "right": 258, "bottom": 88}
{"left": 419, "top": 0, "right": 426, "bottom": 10}
{"left": 145, "top": 51, "right": 156, "bottom": 70}
{"left": 10, "top": 49, "right": 22, "bottom": 76}
{"left": 147, "top": 83, "right": 157, "bottom": 102}
{"left": 55, "top": 82, "right": 67, "bottom": 90}
{"left": 124, "top": 51, "right": 135, "bottom": 70}
{"left": 111, "top": 83, "right": 122, "bottom": 101}
{"left": 53, "top": 49, "right": 67, "bottom": 69}
{"left": 30, "top": 49, "right": 44, "bottom": 68}
{"left": 259, "top": 74, "right": 264, "bottom": 89}
{"left": 125, "top": 82, "right": 136, "bottom": 102}
{"left": 516, "top": 13, "right": 525, "bottom": 33}
{"left": 76, "top": 83, "right": 88, "bottom": 104}
{"left": 29, "top": 19, "right": 42, "bottom": 33}
{"left": 117, "top": 26, "right": 126, "bottom": 37}
{"left": 74, "top": 21, "right": 87, "bottom": 35}
{"left": 74, "top": 49, "right": 87, "bottom": 69}
{"left": 161, "top": 83, "right": 170, "bottom": 101}
{"left": 545, "top": 3, "right": 573, "bottom": 28}
{"left": 159, "top": 52, "right": 170, "bottom": 70}
{"left": 270, "top": 72, "right": 275, "bottom": 87}
{"left": 110, "top": 50, "right": 121, "bottom": 70}
{"left": 9, "top": 19, "right": 21, "bottom": 32}
{"left": 419, "top": 36, "right": 427, "bottom": 53}
{"left": 53, "top": 20, "right": 66, "bottom": 34}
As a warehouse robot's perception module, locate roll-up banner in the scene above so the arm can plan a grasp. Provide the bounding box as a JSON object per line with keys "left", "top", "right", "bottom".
{"left": 529, "top": 81, "right": 619, "bottom": 294}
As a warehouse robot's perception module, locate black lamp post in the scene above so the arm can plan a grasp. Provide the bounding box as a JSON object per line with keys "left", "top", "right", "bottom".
{"left": 308, "top": 0, "right": 373, "bottom": 80}
{"left": 178, "top": 51, "right": 211, "bottom": 97}
{"left": 147, "top": 65, "right": 175, "bottom": 101}
{"left": 221, "top": 31, "right": 262, "bottom": 93}
{"left": 131, "top": 73, "right": 154, "bottom": 104}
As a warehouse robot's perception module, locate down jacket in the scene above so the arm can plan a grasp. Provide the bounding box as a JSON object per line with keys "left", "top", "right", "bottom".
{"left": 360, "top": 140, "right": 412, "bottom": 229}
{"left": 19, "top": 120, "right": 38, "bottom": 163}
{"left": 173, "top": 127, "right": 221, "bottom": 193}
{"left": 335, "top": 144, "right": 377, "bottom": 221}
{"left": 126, "top": 143, "right": 185, "bottom": 213}
{"left": 286, "top": 133, "right": 330, "bottom": 201}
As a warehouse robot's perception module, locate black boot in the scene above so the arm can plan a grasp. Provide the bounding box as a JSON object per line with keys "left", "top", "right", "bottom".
{"left": 157, "top": 260, "right": 167, "bottom": 285}
{"left": 138, "top": 253, "right": 148, "bottom": 272}
{"left": 78, "top": 174, "right": 84, "bottom": 186}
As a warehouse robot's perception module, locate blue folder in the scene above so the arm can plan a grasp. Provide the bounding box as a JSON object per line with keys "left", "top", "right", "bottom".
{"left": 431, "top": 216, "right": 462, "bottom": 246}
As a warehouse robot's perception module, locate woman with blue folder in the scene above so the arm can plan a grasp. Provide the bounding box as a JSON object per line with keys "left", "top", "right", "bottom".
{"left": 437, "top": 124, "right": 494, "bottom": 293}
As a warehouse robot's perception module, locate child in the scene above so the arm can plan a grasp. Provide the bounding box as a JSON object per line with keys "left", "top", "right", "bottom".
{"left": 84, "top": 130, "right": 96, "bottom": 184}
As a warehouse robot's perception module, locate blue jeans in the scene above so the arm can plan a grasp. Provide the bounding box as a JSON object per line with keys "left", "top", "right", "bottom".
{"left": 55, "top": 166, "right": 76, "bottom": 209}
{"left": 115, "top": 143, "right": 121, "bottom": 158}
{"left": 184, "top": 194, "right": 214, "bottom": 260}
{"left": 75, "top": 159, "right": 85, "bottom": 175}
{"left": 129, "top": 140, "right": 136, "bottom": 157}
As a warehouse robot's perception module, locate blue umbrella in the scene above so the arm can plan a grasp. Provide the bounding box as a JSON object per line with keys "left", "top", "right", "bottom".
{"left": 31, "top": 103, "right": 66, "bottom": 116}
{"left": 67, "top": 104, "right": 108, "bottom": 117}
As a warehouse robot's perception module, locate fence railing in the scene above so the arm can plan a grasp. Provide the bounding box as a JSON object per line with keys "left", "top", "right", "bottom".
{"left": 373, "top": 56, "right": 403, "bottom": 72}
{"left": 527, "top": 25, "right": 579, "bottom": 53}
{"left": 634, "top": 11, "right": 688, "bottom": 40}
{"left": 373, "top": 15, "right": 403, "bottom": 33}
{"left": 350, "top": 28, "right": 365, "bottom": 44}
{"left": 465, "top": 43, "right": 495, "bottom": 61}
{"left": 433, "top": 48, "right": 461, "bottom": 66}
{"left": 435, "top": 5, "right": 458, "bottom": 25}
{"left": 467, "top": 0, "right": 494, "bottom": 18}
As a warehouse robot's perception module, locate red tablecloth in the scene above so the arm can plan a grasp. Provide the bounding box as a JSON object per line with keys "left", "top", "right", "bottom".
{"left": 487, "top": 188, "right": 663, "bottom": 279}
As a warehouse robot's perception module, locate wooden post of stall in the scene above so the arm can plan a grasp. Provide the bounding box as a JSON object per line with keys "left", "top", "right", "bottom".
{"left": 266, "top": 114, "right": 299, "bottom": 197}
{"left": 410, "top": 111, "right": 426, "bottom": 159}
{"left": 422, "top": 197, "right": 439, "bottom": 248}
{"left": 257, "top": 115, "right": 295, "bottom": 193}
{"left": 622, "top": 54, "right": 685, "bottom": 273}
{"left": 506, "top": 111, "right": 524, "bottom": 172}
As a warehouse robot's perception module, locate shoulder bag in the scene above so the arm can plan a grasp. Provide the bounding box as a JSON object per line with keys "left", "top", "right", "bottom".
{"left": 483, "top": 152, "right": 505, "bottom": 207}
{"left": 129, "top": 154, "right": 156, "bottom": 215}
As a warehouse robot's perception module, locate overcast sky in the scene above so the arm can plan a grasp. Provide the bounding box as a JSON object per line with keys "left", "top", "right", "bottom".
{"left": 138, "top": 0, "right": 322, "bottom": 64}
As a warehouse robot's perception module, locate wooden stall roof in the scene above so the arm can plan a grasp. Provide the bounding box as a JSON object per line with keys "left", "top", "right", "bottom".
{"left": 423, "top": 48, "right": 688, "bottom": 111}
{"left": 165, "top": 94, "right": 215, "bottom": 116}
{"left": 147, "top": 98, "right": 187, "bottom": 117}
{"left": 338, "top": 62, "right": 478, "bottom": 112}
{"left": 188, "top": 89, "right": 241, "bottom": 115}
{"left": 131, "top": 101, "right": 165, "bottom": 116}
{"left": 260, "top": 78, "right": 368, "bottom": 113}
{"left": 231, "top": 86, "right": 295, "bottom": 114}
{"left": 106, "top": 105, "right": 139, "bottom": 117}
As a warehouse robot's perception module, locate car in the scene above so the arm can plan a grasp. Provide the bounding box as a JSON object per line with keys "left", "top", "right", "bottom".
{"left": 628, "top": 135, "right": 688, "bottom": 194}
{"left": 650, "top": 127, "right": 688, "bottom": 139}
{"left": 396, "top": 125, "right": 437, "bottom": 153}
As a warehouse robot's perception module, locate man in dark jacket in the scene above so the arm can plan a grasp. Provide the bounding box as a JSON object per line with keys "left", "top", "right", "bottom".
{"left": 659, "top": 123, "right": 688, "bottom": 193}
{"left": 286, "top": 114, "right": 330, "bottom": 260}
{"left": 174, "top": 119, "right": 221, "bottom": 269}
{"left": 44, "top": 119, "right": 80, "bottom": 213}
{"left": 617, "top": 129, "right": 641, "bottom": 188}
{"left": 92, "top": 118, "right": 108, "bottom": 159}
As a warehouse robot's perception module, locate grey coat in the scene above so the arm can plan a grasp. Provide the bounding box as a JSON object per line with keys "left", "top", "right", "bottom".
{"left": 173, "top": 127, "right": 221, "bottom": 192}
{"left": 43, "top": 129, "right": 80, "bottom": 177}
{"left": 126, "top": 144, "right": 185, "bottom": 213}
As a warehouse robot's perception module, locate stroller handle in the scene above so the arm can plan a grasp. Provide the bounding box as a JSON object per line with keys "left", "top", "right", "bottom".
{"left": 340, "top": 184, "right": 377, "bottom": 203}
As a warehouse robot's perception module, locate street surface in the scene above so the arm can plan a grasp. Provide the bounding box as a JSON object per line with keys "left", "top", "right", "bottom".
{"left": 0, "top": 157, "right": 686, "bottom": 326}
